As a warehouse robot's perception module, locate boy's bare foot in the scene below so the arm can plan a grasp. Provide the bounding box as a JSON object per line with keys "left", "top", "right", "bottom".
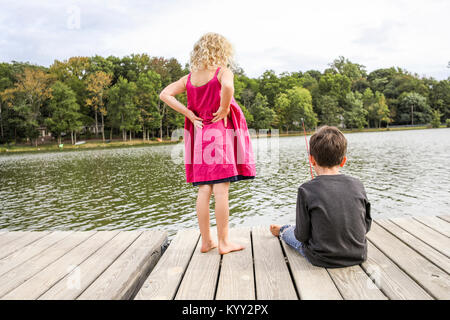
{"left": 200, "top": 240, "right": 218, "bottom": 253}
{"left": 218, "top": 241, "right": 245, "bottom": 255}
{"left": 270, "top": 224, "right": 281, "bottom": 237}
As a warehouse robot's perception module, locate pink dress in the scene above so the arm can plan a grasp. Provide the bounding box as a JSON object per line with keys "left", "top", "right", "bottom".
{"left": 184, "top": 67, "right": 256, "bottom": 185}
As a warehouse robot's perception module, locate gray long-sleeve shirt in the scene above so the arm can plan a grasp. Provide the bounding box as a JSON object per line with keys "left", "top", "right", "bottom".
{"left": 294, "top": 174, "right": 372, "bottom": 268}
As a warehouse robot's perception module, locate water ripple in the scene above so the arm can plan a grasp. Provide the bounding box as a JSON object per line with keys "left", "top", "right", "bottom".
{"left": 1, "top": 129, "right": 449, "bottom": 237}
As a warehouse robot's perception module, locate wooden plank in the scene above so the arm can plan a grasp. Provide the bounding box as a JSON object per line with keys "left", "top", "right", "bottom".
{"left": 78, "top": 230, "right": 167, "bottom": 300}
{"left": 413, "top": 216, "right": 450, "bottom": 237}
{"left": 376, "top": 220, "right": 450, "bottom": 272}
{"left": 438, "top": 215, "right": 450, "bottom": 223}
{"left": 0, "top": 232, "right": 50, "bottom": 260}
{"left": 0, "top": 231, "right": 96, "bottom": 298}
{"left": 252, "top": 226, "right": 297, "bottom": 300}
{"left": 327, "top": 265, "right": 387, "bottom": 300}
{"left": 362, "top": 242, "right": 433, "bottom": 300}
{"left": 135, "top": 229, "right": 199, "bottom": 300}
{"left": 0, "top": 232, "right": 27, "bottom": 247}
{"left": 2, "top": 231, "right": 119, "bottom": 299}
{"left": 175, "top": 229, "right": 221, "bottom": 300}
{"left": 216, "top": 228, "right": 255, "bottom": 300}
{"left": 281, "top": 241, "right": 341, "bottom": 300}
{"left": 0, "top": 231, "right": 73, "bottom": 277}
{"left": 390, "top": 218, "right": 450, "bottom": 257}
{"left": 367, "top": 223, "right": 450, "bottom": 299}
{"left": 40, "top": 231, "right": 143, "bottom": 300}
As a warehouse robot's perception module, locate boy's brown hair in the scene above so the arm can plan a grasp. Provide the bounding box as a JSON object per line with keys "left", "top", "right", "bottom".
{"left": 309, "top": 126, "right": 347, "bottom": 167}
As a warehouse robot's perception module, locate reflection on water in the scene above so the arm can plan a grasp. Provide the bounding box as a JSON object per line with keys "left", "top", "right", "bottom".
{"left": 1, "top": 129, "right": 449, "bottom": 237}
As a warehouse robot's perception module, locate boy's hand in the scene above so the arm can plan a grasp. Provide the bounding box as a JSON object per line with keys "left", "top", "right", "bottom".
{"left": 212, "top": 106, "right": 231, "bottom": 127}
{"left": 188, "top": 111, "right": 203, "bottom": 129}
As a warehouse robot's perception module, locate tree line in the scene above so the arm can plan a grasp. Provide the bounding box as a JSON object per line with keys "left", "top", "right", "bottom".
{"left": 0, "top": 55, "right": 448, "bottom": 146}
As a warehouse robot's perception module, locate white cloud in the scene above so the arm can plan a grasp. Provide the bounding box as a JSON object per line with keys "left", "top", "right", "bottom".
{"left": 1, "top": 0, "right": 449, "bottom": 79}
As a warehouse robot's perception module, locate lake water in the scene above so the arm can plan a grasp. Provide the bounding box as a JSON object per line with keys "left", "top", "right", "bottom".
{"left": 1, "top": 129, "right": 449, "bottom": 237}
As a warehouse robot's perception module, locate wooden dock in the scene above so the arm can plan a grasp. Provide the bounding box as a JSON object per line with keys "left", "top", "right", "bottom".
{"left": 135, "top": 216, "right": 450, "bottom": 300}
{"left": 0, "top": 216, "right": 448, "bottom": 300}
{"left": 0, "top": 230, "right": 167, "bottom": 299}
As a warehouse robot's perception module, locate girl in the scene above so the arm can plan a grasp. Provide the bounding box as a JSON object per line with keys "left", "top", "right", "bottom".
{"left": 160, "top": 33, "right": 256, "bottom": 255}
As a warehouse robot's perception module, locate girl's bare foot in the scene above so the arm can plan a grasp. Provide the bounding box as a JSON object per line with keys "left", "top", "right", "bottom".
{"left": 270, "top": 224, "right": 281, "bottom": 237}
{"left": 218, "top": 241, "right": 244, "bottom": 255}
{"left": 200, "top": 240, "right": 218, "bottom": 253}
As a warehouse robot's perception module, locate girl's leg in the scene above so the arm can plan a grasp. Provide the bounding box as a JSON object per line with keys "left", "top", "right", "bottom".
{"left": 196, "top": 184, "right": 216, "bottom": 253}
{"left": 212, "top": 182, "right": 244, "bottom": 255}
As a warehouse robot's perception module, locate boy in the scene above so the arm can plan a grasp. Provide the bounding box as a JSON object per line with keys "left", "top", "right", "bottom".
{"left": 270, "top": 126, "right": 372, "bottom": 268}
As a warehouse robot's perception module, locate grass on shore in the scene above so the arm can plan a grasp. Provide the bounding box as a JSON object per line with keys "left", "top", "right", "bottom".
{"left": 0, "top": 138, "right": 179, "bottom": 154}
{"left": 282, "top": 125, "right": 442, "bottom": 137}
{"left": 0, "top": 125, "right": 447, "bottom": 155}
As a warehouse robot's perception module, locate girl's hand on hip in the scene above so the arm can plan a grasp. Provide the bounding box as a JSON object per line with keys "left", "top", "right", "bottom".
{"left": 188, "top": 111, "right": 203, "bottom": 129}
{"left": 212, "top": 106, "right": 231, "bottom": 127}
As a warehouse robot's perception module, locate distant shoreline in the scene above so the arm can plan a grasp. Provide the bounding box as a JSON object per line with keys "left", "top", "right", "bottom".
{"left": 280, "top": 125, "right": 446, "bottom": 137}
{"left": 0, "top": 125, "right": 447, "bottom": 155}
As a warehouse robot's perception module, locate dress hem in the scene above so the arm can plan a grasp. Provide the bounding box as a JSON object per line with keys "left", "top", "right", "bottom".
{"left": 192, "top": 175, "right": 255, "bottom": 186}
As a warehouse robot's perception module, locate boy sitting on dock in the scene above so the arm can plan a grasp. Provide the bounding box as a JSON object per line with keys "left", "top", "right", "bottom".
{"left": 270, "top": 126, "right": 372, "bottom": 268}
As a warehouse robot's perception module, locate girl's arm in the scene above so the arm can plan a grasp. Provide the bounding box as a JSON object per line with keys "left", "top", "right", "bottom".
{"left": 212, "top": 68, "right": 234, "bottom": 126}
{"left": 159, "top": 76, "right": 203, "bottom": 129}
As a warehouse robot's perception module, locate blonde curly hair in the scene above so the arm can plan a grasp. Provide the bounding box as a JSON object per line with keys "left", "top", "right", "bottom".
{"left": 189, "top": 33, "right": 234, "bottom": 72}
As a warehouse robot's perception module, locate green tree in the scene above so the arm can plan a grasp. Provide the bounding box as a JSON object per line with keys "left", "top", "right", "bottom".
{"left": 149, "top": 56, "right": 185, "bottom": 87}
{"left": 49, "top": 57, "right": 90, "bottom": 108}
{"left": 240, "top": 105, "right": 254, "bottom": 127}
{"left": 279, "top": 72, "right": 302, "bottom": 92}
{"left": 275, "top": 87, "right": 317, "bottom": 132}
{"left": 399, "top": 92, "right": 432, "bottom": 125}
{"left": 429, "top": 79, "right": 450, "bottom": 121}
{"left": 233, "top": 75, "right": 246, "bottom": 103}
{"left": 107, "top": 77, "right": 139, "bottom": 141}
{"left": 318, "top": 72, "right": 351, "bottom": 106}
{"left": 114, "top": 54, "right": 152, "bottom": 83}
{"left": 234, "top": 75, "right": 259, "bottom": 108}
{"left": 0, "top": 63, "right": 15, "bottom": 141}
{"left": 45, "top": 81, "right": 82, "bottom": 144}
{"left": 88, "top": 55, "right": 115, "bottom": 76}
{"left": 328, "top": 56, "right": 367, "bottom": 83}
{"left": 343, "top": 92, "right": 368, "bottom": 129}
{"left": 249, "top": 93, "right": 275, "bottom": 130}
{"left": 259, "top": 70, "right": 281, "bottom": 107}
{"left": 0, "top": 63, "right": 30, "bottom": 142}
{"left": 362, "top": 88, "right": 374, "bottom": 105}
{"left": 86, "top": 71, "right": 112, "bottom": 141}
{"left": 148, "top": 57, "right": 187, "bottom": 138}
{"left": 430, "top": 109, "right": 442, "bottom": 128}
{"left": 367, "top": 92, "right": 390, "bottom": 128}
{"left": 164, "top": 90, "right": 186, "bottom": 138}
{"left": 6, "top": 68, "right": 53, "bottom": 146}
{"left": 368, "top": 68, "right": 398, "bottom": 96}
{"left": 136, "top": 70, "right": 162, "bottom": 140}
{"left": 316, "top": 95, "right": 342, "bottom": 126}
{"left": 298, "top": 72, "right": 319, "bottom": 91}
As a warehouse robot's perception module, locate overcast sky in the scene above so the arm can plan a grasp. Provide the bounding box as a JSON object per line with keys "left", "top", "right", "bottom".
{"left": 1, "top": 0, "right": 449, "bottom": 80}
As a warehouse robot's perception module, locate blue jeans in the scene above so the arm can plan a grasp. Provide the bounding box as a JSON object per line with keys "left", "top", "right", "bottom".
{"left": 280, "top": 224, "right": 309, "bottom": 261}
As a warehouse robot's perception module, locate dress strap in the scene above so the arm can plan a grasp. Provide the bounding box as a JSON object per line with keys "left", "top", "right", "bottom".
{"left": 214, "top": 67, "right": 221, "bottom": 78}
